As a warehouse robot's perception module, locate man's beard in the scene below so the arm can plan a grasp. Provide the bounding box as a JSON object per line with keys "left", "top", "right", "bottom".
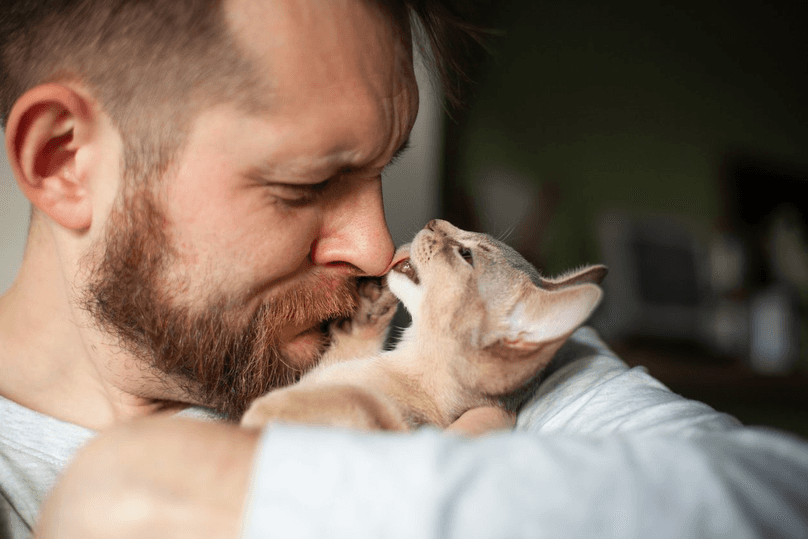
{"left": 81, "top": 188, "right": 359, "bottom": 419}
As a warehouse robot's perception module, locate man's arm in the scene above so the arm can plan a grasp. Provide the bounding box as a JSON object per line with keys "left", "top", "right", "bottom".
{"left": 36, "top": 416, "right": 808, "bottom": 539}
{"left": 33, "top": 409, "right": 512, "bottom": 539}
{"left": 35, "top": 329, "right": 808, "bottom": 538}
{"left": 240, "top": 424, "right": 808, "bottom": 539}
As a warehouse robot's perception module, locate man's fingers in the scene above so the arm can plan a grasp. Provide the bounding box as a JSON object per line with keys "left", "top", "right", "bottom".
{"left": 445, "top": 406, "right": 516, "bottom": 437}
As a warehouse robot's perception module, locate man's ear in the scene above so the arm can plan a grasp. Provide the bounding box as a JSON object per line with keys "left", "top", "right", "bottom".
{"left": 5, "top": 83, "right": 97, "bottom": 231}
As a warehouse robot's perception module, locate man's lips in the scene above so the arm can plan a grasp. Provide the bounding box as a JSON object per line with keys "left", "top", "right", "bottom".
{"left": 277, "top": 316, "right": 332, "bottom": 343}
{"left": 278, "top": 322, "right": 318, "bottom": 342}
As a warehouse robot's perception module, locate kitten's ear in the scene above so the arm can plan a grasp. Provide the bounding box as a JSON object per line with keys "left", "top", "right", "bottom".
{"left": 505, "top": 268, "right": 605, "bottom": 349}
{"left": 471, "top": 266, "right": 605, "bottom": 398}
{"left": 539, "top": 264, "right": 608, "bottom": 290}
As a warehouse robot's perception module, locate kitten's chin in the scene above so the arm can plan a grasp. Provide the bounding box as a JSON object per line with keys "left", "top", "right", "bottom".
{"left": 387, "top": 269, "right": 422, "bottom": 319}
{"left": 387, "top": 246, "right": 422, "bottom": 323}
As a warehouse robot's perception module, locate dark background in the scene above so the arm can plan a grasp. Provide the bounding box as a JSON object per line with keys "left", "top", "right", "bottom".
{"left": 436, "top": 0, "right": 808, "bottom": 436}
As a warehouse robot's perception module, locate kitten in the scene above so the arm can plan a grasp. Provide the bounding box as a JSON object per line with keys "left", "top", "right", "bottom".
{"left": 241, "top": 219, "right": 607, "bottom": 431}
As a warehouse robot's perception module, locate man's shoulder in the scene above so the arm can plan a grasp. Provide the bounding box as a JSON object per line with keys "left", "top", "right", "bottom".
{"left": 1, "top": 395, "right": 96, "bottom": 535}
{"left": 517, "top": 327, "right": 742, "bottom": 435}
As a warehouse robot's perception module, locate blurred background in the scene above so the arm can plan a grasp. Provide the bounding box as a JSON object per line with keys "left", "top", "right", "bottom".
{"left": 435, "top": 0, "right": 808, "bottom": 436}
{"left": 2, "top": 0, "right": 806, "bottom": 435}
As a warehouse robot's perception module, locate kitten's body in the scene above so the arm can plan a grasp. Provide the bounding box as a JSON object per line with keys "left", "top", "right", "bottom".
{"left": 242, "top": 220, "right": 606, "bottom": 431}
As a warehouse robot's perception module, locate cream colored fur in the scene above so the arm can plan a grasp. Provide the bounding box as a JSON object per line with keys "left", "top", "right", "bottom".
{"left": 241, "top": 220, "right": 606, "bottom": 431}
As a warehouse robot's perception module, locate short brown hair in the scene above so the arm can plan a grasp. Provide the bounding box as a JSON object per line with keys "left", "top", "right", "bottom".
{"left": 1, "top": 0, "right": 267, "bottom": 183}
{"left": 1, "top": 0, "right": 484, "bottom": 182}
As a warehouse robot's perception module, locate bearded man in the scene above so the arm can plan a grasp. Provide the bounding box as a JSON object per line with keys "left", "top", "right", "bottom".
{"left": 0, "top": 0, "right": 424, "bottom": 425}
{"left": 0, "top": 0, "right": 515, "bottom": 535}
{"left": 3, "top": 1, "right": 808, "bottom": 538}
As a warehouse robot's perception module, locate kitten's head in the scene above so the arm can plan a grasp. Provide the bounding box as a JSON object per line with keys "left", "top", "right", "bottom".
{"left": 387, "top": 219, "right": 606, "bottom": 397}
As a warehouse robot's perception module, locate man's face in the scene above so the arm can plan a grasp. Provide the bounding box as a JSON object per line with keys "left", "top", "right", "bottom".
{"left": 83, "top": 0, "right": 419, "bottom": 417}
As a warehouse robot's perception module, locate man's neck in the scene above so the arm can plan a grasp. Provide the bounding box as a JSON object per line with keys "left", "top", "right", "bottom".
{"left": 0, "top": 227, "right": 190, "bottom": 430}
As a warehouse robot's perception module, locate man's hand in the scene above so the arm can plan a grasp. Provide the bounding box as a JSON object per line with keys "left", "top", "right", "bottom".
{"left": 35, "top": 407, "right": 515, "bottom": 539}
{"left": 35, "top": 418, "right": 259, "bottom": 539}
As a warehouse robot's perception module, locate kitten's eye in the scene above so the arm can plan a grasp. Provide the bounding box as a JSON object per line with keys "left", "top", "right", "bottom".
{"left": 458, "top": 246, "right": 474, "bottom": 267}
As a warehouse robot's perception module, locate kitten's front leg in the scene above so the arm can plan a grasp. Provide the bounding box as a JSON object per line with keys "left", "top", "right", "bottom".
{"left": 240, "top": 382, "right": 407, "bottom": 431}
{"left": 323, "top": 276, "right": 399, "bottom": 363}
{"left": 240, "top": 277, "right": 401, "bottom": 431}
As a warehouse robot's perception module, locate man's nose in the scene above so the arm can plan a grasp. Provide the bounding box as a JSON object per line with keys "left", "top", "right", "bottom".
{"left": 310, "top": 180, "right": 395, "bottom": 276}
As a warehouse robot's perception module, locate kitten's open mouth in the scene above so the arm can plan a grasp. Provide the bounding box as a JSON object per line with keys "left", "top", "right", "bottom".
{"left": 391, "top": 258, "right": 420, "bottom": 284}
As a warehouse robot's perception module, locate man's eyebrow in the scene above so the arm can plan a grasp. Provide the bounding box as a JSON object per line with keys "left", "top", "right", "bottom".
{"left": 248, "top": 137, "right": 412, "bottom": 183}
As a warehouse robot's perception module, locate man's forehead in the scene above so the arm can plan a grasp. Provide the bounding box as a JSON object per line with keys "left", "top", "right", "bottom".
{"left": 224, "top": 0, "right": 412, "bottom": 80}
{"left": 216, "top": 0, "right": 418, "bottom": 181}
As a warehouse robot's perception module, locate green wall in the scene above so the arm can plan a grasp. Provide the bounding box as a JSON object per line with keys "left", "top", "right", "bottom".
{"left": 457, "top": 0, "right": 808, "bottom": 273}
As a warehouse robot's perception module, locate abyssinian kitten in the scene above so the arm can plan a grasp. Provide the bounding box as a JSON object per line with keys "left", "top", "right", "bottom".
{"left": 241, "top": 219, "right": 607, "bottom": 431}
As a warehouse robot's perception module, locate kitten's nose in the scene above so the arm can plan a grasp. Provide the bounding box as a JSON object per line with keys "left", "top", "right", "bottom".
{"left": 425, "top": 219, "right": 454, "bottom": 233}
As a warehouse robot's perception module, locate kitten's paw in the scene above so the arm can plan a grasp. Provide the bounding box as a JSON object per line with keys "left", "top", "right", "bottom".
{"left": 348, "top": 277, "right": 399, "bottom": 331}
{"left": 326, "top": 277, "right": 399, "bottom": 362}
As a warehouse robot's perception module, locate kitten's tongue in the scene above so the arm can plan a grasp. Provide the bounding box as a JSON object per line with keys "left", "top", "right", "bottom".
{"left": 387, "top": 245, "right": 419, "bottom": 284}
{"left": 392, "top": 259, "right": 419, "bottom": 284}
{"left": 385, "top": 245, "right": 411, "bottom": 274}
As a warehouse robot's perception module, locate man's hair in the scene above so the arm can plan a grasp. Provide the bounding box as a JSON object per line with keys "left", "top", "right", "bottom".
{"left": 0, "top": 0, "right": 484, "bottom": 183}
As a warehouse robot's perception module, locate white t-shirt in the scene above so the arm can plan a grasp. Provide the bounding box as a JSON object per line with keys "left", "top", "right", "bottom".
{"left": 2, "top": 327, "right": 807, "bottom": 538}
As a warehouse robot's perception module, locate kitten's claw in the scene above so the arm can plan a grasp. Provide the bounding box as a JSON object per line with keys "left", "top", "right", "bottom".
{"left": 359, "top": 277, "right": 384, "bottom": 302}
{"left": 357, "top": 277, "right": 397, "bottom": 323}
{"left": 337, "top": 277, "right": 398, "bottom": 331}
{"left": 324, "top": 276, "right": 399, "bottom": 362}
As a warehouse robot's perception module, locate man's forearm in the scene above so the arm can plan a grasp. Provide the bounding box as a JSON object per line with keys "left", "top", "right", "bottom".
{"left": 33, "top": 406, "right": 513, "bottom": 539}
{"left": 34, "top": 414, "right": 808, "bottom": 539}
{"left": 35, "top": 418, "right": 259, "bottom": 539}
{"left": 241, "top": 425, "right": 808, "bottom": 539}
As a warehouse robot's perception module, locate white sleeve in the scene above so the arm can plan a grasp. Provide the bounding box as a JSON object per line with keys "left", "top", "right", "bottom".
{"left": 240, "top": 328, "right": 808, "bottom": 539}
{"left": 516, "top": 327, "right": 743, "bottom": 435}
